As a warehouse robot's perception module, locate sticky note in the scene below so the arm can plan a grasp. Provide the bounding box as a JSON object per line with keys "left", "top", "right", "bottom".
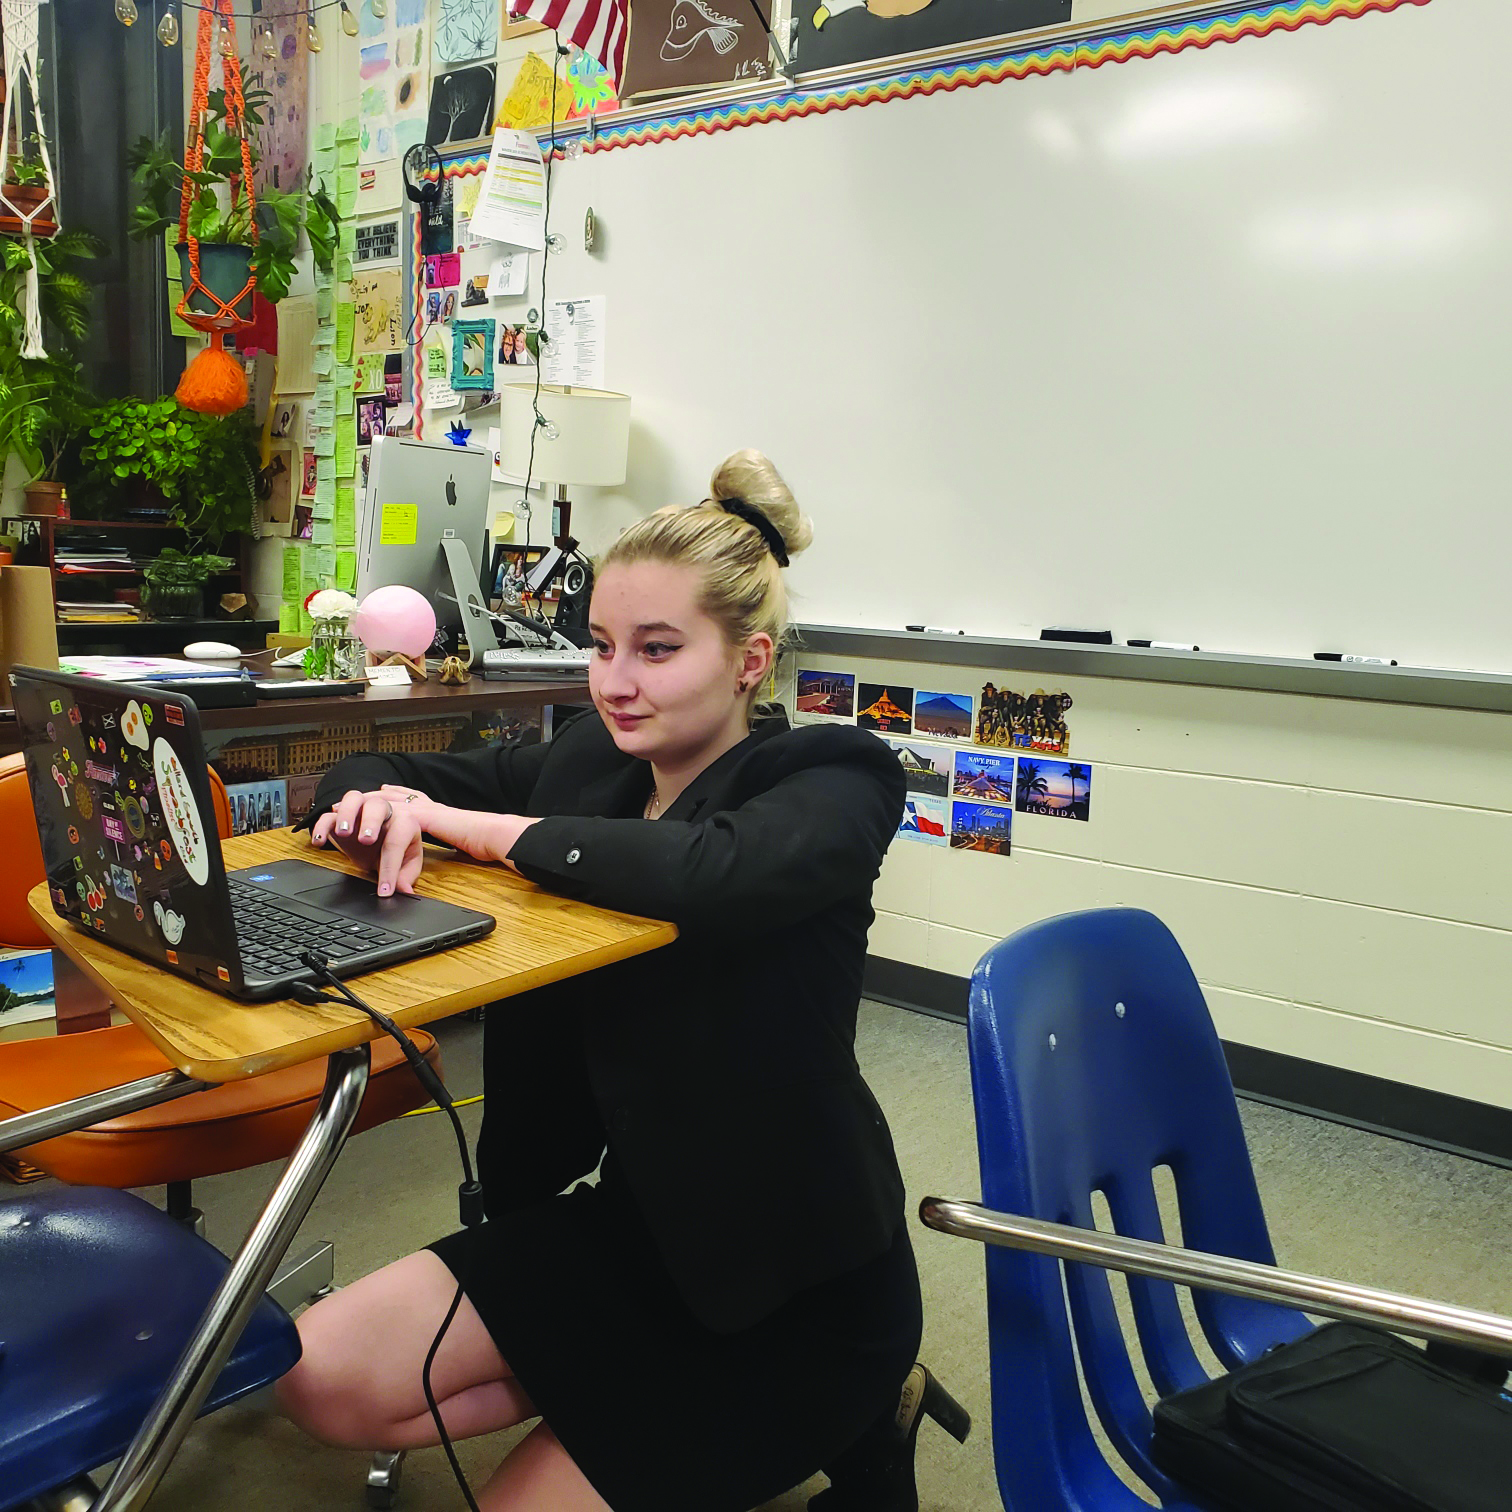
{"left": 336, "top": 116, "right": 359, "bottom": 143}
{"left": 337, "top": 167, "right": 358, "bottom": 217}
{"left": 315, "top": 289, "right": 334, "bottom": 322}
{"left": 315, "top": 479, "right": 335, "bottom": 508}
{"left": 312, "top": 518, "right": 335, "bottom": 546}
{"left": 425, "top": 344, "right": 447, "bottom": 378}
{"left": 282, "top": 545, "right": 302, "bottom": 601}
{"left": 316, "top": 124, "right": 337, "bottom": 151}
{"left": 335, "top": 302, "right": 355, "bottom": 363}
{"left": 334, "top": 363, "right": 354, "bottom": 391}
{"left": 279, "top": 602, "right": 301, "bottom": 634}
{"left": 337, "top": 254, "right": 354, "bottom": 283}
{"left": 336, "top": 550, "right": 357, "bottom": 591}
{"left": 316, "top": 457, "right": 335, "bottom": 484}
{"left": 338, "top": 139, "right": 359, "bottom": 169}
{"left": 335, "top": 486, "right": 357, "bottom": 545}
{"left": 337, "top": 387, "right": 356, "bottom": 417}
{"left": 338, "top": 224, "right": 357, "bottom": 255}
{"left": 314, "top": 348, "right": 334, "bottom": 376}
{"left": 313, "top": 493, "right": 335, "bottom": 520}
{"left": 380, "top": 502, "right": 418, "bottom": 545}
{"left": 336, "top": 417, "right": 357, "bottom": 478}
{"left": 313, "top": 547, "right": 337, "bottom": 584}
{"left": 314, "top": 431, "right": 335, "bottom": 458}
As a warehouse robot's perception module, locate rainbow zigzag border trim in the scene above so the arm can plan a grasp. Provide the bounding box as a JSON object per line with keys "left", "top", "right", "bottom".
{"left": 583, "top": 0, "right": 1427, "bottom": 152}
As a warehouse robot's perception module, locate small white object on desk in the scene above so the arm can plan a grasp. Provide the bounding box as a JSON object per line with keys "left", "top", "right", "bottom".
{"left": 182, "top": 641, "right": 244, "bottom": 661}
{"left": 365, "top": 664, "right": 413, "bottom": 686}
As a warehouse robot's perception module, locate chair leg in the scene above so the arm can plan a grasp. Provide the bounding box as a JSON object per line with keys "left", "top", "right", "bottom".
{"left": 366, "top": 1449, "right": 406, "bottom": 1508}
{"left": 266, "top": 1240, "right": 335, "bottom": 1313}
{"left": 165, "top": 1180, "right": 205, "bottom": 1238}
{"left": 29, "top": 1474, "right": 100, "bottom": 1511}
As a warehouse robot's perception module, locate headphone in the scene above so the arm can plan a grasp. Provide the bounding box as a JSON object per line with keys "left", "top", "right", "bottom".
{"left": 402, "top": 142, "right": 444, "bottom": 208}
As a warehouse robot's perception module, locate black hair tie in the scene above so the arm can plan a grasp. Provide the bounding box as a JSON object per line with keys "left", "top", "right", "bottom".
{"left": 718, "top": 496, "right": 789, "bottom": 566}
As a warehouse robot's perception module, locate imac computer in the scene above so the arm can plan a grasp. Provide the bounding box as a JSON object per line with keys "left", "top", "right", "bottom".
{"left": 358, "top": 436, "right": 496, "bottom": 657}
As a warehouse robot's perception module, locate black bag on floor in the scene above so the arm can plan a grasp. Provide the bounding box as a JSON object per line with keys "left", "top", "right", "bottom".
{"left": 1151, "top": 1321, "right": 1512, "bottom": 1512}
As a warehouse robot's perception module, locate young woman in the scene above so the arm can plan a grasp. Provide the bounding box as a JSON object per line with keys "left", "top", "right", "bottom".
{"left": 276, "top": 451, "right": 968, "bottom": 1511}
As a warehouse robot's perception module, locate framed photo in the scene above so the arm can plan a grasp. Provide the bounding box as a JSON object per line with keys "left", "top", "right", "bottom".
{"left": 358, "top": 397, "right": 387, "bottom": 446}
{"left": 452, "top": 318, "right": 496, "bottom": 390}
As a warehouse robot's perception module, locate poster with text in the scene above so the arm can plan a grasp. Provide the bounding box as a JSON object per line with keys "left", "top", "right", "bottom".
{"left": 791, "top": 0, "right": 1069, "bottom": 76}
{"left": 353, "top": 269, "right": 405, "bottom": 355}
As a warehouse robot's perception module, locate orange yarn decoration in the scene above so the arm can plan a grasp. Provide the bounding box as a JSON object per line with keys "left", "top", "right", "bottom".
{"left": 175, "top": 343, "right": 248, "bottom": 414}
{"left": 175, "top": 0, "right": 257, "bottom": 415}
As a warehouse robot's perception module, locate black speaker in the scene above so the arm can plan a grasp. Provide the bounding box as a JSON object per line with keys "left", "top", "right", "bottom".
{"left": 554, "top": 558, "right": 594, "bottom": 645}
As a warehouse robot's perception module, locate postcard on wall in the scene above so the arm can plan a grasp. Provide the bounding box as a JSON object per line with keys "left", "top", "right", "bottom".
{"left": 913, "top": 689, "right": 973, "bottom": 741}
{"left": 857, "top": 682, "right": 914, "bottom": 735}
{"left": 794, "top": 669, "right": 855, "bottom": 724}
{"left": 950, "top": 799, "right": 1013, "bottom": 856}
{"left": 498, "top": 323, "right": 536, "bottom": 366}
{"left": 974, "top": 683, "right": 1073, "bottom": 757}
{"left": 886, "top": 738, "right": 950, "bottom": 796}
{"left": 951, "top": 748, "right": 1015, "bottom": 805}
{"left": 898, "top": 793, "right": 949, "bottom": 847}
{"left": 1015, "top": 758, "right": 1092, "bottom": 822}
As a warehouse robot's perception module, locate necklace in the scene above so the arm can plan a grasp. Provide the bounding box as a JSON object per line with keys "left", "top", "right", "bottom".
{"left": 644, "top": 785, "right": 661, "bottom": 820}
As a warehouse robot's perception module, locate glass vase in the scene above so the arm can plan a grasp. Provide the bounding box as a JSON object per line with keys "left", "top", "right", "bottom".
{"left": 306, "top": 620, "right": 363, "bottom": 680}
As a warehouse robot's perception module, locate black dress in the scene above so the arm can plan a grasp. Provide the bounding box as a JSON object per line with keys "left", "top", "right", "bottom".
{"left": 312, "top": 711, "right": 921, "bottom": 1509}
{"left": 430, "top": 1158, "right": 921, "bottom": 1510}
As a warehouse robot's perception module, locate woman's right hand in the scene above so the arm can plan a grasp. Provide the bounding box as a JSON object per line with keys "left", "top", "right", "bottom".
{"left": 308, "top": 787, "right": 421, "bottom": 885}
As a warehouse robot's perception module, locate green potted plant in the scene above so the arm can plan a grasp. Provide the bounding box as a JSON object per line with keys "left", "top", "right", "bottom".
{"left": 0, "top": 227, "right": 103, "bottom": 512}
{"left": 73, "top": 395, "right": 257, "bottom": 619}
{"left": 128, "top": 88, "right": 338, "bottom": 313}
{"left": 140, "top": 544, "right": 236, "bottom": 619}
{"left": 0, "top": 134, "right": 59, "bottom": 238}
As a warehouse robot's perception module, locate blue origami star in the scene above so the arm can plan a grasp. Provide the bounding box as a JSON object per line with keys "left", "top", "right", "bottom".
{"left": 446, "top": 421, "right": 472, "bottom": 446}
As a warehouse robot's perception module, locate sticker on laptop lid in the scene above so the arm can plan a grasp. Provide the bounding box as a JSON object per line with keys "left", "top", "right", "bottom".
{"left": 152, "top": 900, "right": 186, "bottom": 944}
{"left": 165, "top": 704, "right": 185, "bottom": 727}
{"left": 122, "top": 700, "right": 149, "bottom": 751}
{"left": 152, "top": 737, "right": 209, "bottom": 886}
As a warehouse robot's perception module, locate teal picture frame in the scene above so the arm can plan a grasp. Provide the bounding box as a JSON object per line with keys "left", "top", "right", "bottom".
{"left": 452, "top": 318, "right": 495, "bottom": 391}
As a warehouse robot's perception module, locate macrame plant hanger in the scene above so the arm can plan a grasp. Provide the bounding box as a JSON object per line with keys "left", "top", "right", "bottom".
{"left": 175, "top": 0, "right": 256, "bottom": 415}
{"left": 0, "top": 0, "right": 59, "bottom": 359}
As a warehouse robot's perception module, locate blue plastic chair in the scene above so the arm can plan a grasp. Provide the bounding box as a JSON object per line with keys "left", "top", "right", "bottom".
{"left": 0, "top": 1185, "right": 300, "bottom": 1511}
{"left": 967, "top": 908, "right": 1315, "bottom": 1511}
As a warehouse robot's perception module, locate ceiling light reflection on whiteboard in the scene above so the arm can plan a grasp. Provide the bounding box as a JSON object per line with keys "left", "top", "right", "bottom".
{"left": 1102, "top": 77, "right": 1312, "bottom": 159}
{"left": 1249, "top": 198, "right": 1493, "bottom": 271}
{"left": 1027, "top": 112, "right": 1081, "bottom": 158}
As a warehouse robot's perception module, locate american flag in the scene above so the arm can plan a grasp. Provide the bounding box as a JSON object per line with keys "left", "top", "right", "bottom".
{"left": 506, "top": 0, "right": 629, "bottom": 89}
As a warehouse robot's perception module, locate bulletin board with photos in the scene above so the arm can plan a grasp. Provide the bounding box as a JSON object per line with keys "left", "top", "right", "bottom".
{"left": 791, "top": 666, "right": 1093, "bottom": 857}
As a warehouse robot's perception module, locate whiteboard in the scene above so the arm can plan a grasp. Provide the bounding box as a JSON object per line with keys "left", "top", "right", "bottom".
{"left": 543, "top": 0, "right": 1512, "bottom": 672}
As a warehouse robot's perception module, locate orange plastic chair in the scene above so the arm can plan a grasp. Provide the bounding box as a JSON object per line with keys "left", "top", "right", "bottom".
{"left": 0, "top": 752, "right": 441, "bottom": 1208}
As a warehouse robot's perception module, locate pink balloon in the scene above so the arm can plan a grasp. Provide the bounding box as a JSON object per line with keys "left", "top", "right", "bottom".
{"left": 351, "top": 585, "right": 437, "bottom": 659}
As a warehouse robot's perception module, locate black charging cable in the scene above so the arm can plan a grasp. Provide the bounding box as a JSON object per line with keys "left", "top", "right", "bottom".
{"left": 293, "top": 950, "right": 484, "bottom": 1512}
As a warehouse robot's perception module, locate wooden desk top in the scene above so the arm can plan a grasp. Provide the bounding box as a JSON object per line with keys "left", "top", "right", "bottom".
{"left": 28, "top": 830, "right": 676, "bottom": 1083}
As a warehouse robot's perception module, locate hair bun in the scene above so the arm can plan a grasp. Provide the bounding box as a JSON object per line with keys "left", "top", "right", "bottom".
{"left": 709, "top": 450, "right": 813, "bottom": 561}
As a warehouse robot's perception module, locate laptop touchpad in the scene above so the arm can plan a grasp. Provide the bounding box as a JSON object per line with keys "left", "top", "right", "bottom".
{"left": 296, "top": 876, "right": 416, "bottom": 925}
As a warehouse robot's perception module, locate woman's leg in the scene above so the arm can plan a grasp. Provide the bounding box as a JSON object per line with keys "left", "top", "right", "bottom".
{"left": 276, "top": 1250, "right": 536, "bottom": 1449}
{"left": 475, "top": 1423, "right": 612, "bottom": 1512}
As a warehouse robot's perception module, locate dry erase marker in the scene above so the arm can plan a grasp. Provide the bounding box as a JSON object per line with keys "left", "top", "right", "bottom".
{"left": 1314, "top": 652, "right": 1398, "bottom": 666}
{"left": 1128, "top": 640, "right": 1201, "bottom": 651}
{"left": 905, "top": 625, "right": 966, "bottom": 635}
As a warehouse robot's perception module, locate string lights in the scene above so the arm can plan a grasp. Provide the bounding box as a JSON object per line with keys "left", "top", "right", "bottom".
{"left": 115, "top": 0, "right": 139, "bottom": 24}
{"left": 156, "top": 6, "right": 180, "bottom": 46}
{"left": 119, "top": 1, "right": 367, "bottom": 50}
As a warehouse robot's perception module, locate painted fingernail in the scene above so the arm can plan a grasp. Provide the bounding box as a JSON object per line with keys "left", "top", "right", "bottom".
{"left": 360, "top": 829, "right": 373, "bottom": 840}
{"left": 377, "top": 882, "right": 392, "bottom": 896}
{"left": 337, "top": 821, "right": 350, "bottom": 833}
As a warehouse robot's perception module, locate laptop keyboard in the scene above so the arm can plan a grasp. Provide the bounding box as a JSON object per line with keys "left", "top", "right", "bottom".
{"left": 227, "top": 878, "right": 407, "bottom": 979}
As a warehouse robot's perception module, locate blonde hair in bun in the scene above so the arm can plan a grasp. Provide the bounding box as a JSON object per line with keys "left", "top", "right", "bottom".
{"left": 600, "top": 451, "right": 811, "bottom": 683}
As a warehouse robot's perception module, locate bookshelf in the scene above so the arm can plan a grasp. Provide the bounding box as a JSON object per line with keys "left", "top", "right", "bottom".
{"left": 1, "top": 514, "right": 270, "bottom": 652}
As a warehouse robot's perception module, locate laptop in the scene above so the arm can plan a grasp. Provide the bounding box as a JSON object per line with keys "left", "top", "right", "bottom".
{"left": 10, "top": 667, "right": 496, "bottom": 1002}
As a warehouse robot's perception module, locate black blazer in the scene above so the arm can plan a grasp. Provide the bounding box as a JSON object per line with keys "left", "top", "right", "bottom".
{"left": 313, "top": 707, "right": 908, "bottom": 1333}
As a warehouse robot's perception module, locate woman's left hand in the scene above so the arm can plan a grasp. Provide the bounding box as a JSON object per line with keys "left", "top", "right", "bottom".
{"left": 374, "top": 785, "right": 540, "bottom": 895}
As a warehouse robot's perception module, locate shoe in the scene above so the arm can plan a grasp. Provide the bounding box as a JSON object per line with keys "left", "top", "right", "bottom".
{"left": 808, "top": 1362, "right": 972, "bottom": 1512}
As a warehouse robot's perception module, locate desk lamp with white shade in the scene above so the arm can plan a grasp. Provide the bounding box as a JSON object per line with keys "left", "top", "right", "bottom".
{"left": 497, "top": 383, "right": 630, "bottom": 636}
